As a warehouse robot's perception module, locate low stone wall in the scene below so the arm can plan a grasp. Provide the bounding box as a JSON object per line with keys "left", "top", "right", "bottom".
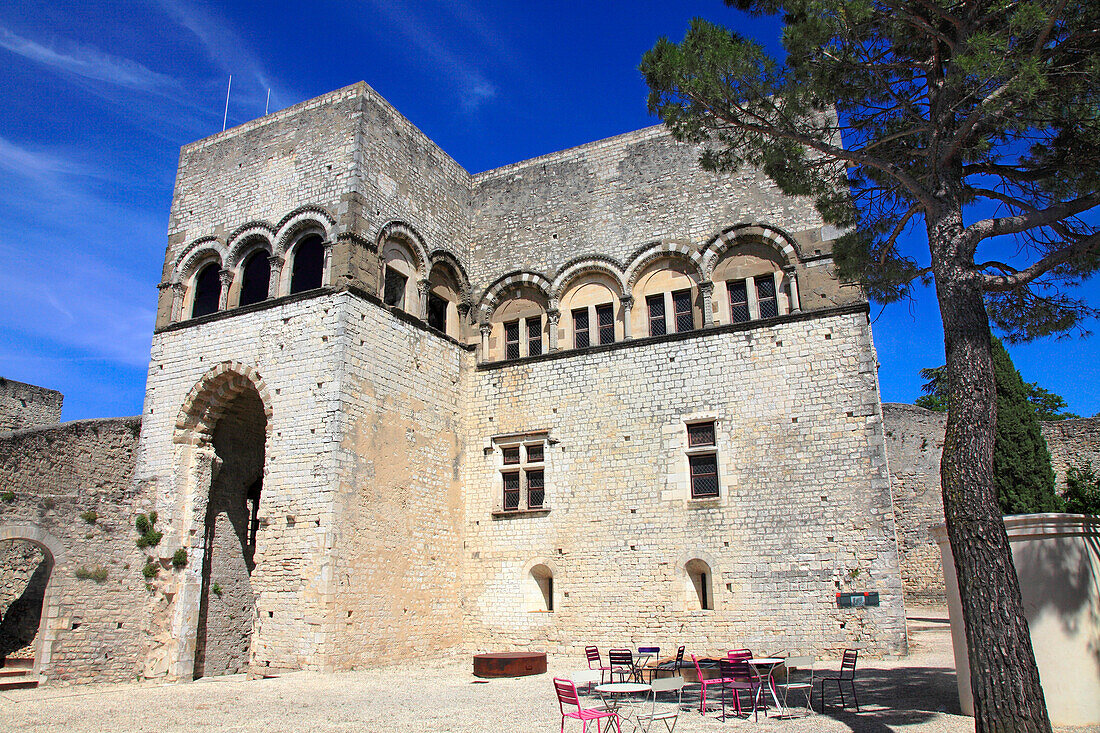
{"left": 883, "top": 403, "right": 1100, "bottom": 604}
{"left": 0, "top": 378, "right": 62, "bottom": 432}
{"left": 0, "top": 417, "right": 152, "bottom": 684}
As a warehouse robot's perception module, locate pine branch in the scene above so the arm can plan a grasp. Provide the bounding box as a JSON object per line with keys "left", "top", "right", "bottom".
{"left": 981, "top": 231, "right": 1100, "bottom": 292}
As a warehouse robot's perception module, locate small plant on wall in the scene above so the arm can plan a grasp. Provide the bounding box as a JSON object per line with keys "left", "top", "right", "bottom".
{"left": 142, "top": 559, "right": 159, "bottom": 579}
{"left": 74, "top": 566, "right": 109, "bottom": 583}
{"left": 172, "top": 548, "right": 188, "bottom": 569}
{"left": 1, "top": 490, "right": 15, "bottom": 503}
{"left": 135, "top": 512, "right": 162, "bottom": 549}
{"left": 80, "top": 510, "right": 98, "bottom": 524}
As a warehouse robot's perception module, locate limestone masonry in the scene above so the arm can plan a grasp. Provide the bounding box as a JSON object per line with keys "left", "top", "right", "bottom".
{"left": 12, "top": 81, "right": 1084, "bottom": 684}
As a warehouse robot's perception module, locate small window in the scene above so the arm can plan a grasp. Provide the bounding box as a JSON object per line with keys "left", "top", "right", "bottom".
{"left": 239, "top": 251, "right": 270, "bottom": 307}
{"left": 686, "top": 420, "right": 719, "bottom": 499}
{"left": 531, "top": 564, "right": 554, "bottom": 612}
{"left": 686, "top": 559, "right": 713, "bottom": 610}
{"left": 672, "top": 289, "right": 694, "bottom": 333}
{"left": 191, "top": 263, "right": 221, "bottom": 319}
{"left": 646, "top": 294, "right": 666, "bottom": 337}
{"left": 496, "top": 434, "right": 549, "bottom": 513}
{"left": 526, "top": 317, "right": 543, "bottom": 356}
{"left": 728, "top": 280, "right": 749, "bottom": 323}
{"left": 596, "top": 303, "right": 614, "bottom": 345}
{"left": 427, "top": 293, "right": 447, "bottom": 331}
{"left": 573, "top": 308, "right": 590, "bottom": 348}
{"left": 290, "top": 235, "right": 324, "bottom": 294}
{"left": 504, "top": 321, "right": 521, "bottom": 360}
{"left": 756, "top": 277, "right": 778, "bottom": 318}
{"left": 384, "top": 268, "right": 407, "bottom": 308}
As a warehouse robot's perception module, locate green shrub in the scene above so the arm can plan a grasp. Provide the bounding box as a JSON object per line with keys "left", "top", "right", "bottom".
{"left": 1062, "top": 462, "right": 1100, "bottom": 516}
{"left": 172, "top": 548, "right": 188, "bottom": 569}
{"left": 74, "top": 566, "right": 109, "bottom": 583}
{"left": 142, "top": 560, "right": 159, "bottom": 579}
{"left": 134, "top": 513, "right": 163, "bottom": 549}
{"left": 0, "top": 491, "right": 14, "bottom": 503}
{"left": 212, "top": 582, "right": 223, "bottom": 597}
{"left": 80, "top": 510, "right": 98, "bottom": 524}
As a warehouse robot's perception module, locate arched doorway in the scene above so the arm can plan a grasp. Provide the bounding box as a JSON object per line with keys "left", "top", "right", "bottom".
{"left": 170, "top": 362, "right": 272, "bottom": 681}
{"left": 0, "top": 540, "right": 49, "bottom": 667}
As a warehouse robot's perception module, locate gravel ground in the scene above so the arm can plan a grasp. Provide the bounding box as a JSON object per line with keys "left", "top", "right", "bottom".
{"left": 2, "top": 607, "right": 1095, "bottom": 733}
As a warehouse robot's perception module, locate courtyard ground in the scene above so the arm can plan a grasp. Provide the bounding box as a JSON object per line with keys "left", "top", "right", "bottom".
{"left": 2, "top": 606, "right": 1095, "bottom": 733}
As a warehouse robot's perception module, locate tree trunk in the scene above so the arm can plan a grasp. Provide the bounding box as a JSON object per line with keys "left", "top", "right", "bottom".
{"left": 931, "top": 211, "right": 1052, "bottom": 733}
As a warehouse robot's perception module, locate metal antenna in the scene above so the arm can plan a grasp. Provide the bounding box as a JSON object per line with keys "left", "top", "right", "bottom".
{"left": 222, "top": 75, "right": 232, "bottom": 131}
{"left": 265, "top": 88, "right": 271, "bottom": 116}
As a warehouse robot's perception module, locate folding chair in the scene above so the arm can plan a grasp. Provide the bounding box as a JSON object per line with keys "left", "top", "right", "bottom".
{"left": 585, "top": 646, "right": 612, "bottom": 684}
{"left": 635, "top": 675, "right": 685, "bottom": 733}
{"left": 778, "top": 655, "right": 814, "bottom": 715}
{"left": 817, "top": 649, "right": 859, "bottom": 711}
{"left": 554, "top": 677, "right": 622, "bottom": 733}
{"left": 636, "top": 646, "right": 660, "bottom": 682}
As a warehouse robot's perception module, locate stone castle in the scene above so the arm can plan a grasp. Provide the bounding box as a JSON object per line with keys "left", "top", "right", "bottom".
{"left": 2, "top": 82, "right": 1095, "bottom": 685}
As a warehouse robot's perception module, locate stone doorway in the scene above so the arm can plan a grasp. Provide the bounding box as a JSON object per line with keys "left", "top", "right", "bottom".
{"left": 0, "top": 539, "right": 50, "bottom": 669}
{"left": 193, "top": 387, "right": 267, "bottom": 679}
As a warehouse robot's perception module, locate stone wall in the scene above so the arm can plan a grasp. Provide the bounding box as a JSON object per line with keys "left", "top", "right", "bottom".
{"left": 463, "top": 306, "right": 908, "bottom": 657}
{"left": 0, "top": 378, "right": 63, "bottom": 432}
{"left": 882, "top": 404, "right": 1100, "bottom": 604}
{"left": 0, "top": 417, "right": 150, "bottom": 684}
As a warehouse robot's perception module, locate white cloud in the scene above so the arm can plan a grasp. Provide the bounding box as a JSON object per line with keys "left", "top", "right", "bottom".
{"left": 0, "top": 25, "right": 175, "bottom": 92}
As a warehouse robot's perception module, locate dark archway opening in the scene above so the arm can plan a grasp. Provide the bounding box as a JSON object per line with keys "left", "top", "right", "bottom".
{"left": 191, "top": 263, "right": 221, "bottom": 319}
{"left": 289, "top": 235, "right": 324, "bottom": 294}
{"left": 193, "top": 387, "right": 266, "bottom": 679}
{"left": 239, "top": 251, "right": 271, "bottom": 307}
{"left": 0, "top": 540, "right": 49, "bottom": 667}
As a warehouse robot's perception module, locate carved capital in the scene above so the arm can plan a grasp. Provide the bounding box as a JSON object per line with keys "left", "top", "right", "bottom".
{"left": 546, "top": 308, "right": 561, "bottom": 325}
{"left": 218, "top": 269, "right": 234, "bottom": 286}
{"left": 619, "top": 295, "right": 634, "bottom": 310}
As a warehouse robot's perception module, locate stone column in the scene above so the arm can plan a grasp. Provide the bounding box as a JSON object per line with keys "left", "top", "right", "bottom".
{"left": 417, "top": 279, "right": 431, "bottom": 320}
{"left": 547, "top": 309, "right": 561, "bottom": 352}
{"left": 267, "top": 255, "right": 284, "bottom": 299}
{"left": 171, "top": 283, "right": 185, "bottom": 322}
{"left": 786, "top": 270, "right": 801, "bottom": 313}
{"left": 698, "top": 281, "right": 715, "bottom": 327}
{"left": 457, "top": 303, "right": 471, "bottom": 341}
{"left": 321, "top": 242, "right": 335, "bottom": 287}
{"left": 479, "top": 324, "right": 492, "bottom": 361}
{"left": 217, "top": 269, "right": 234, "bottom": 310}
{"left": 620, "top": 296, "right": 634, "bottom": 340}
{"left": 747, "top": 277, "right": 760, "bottom": 320}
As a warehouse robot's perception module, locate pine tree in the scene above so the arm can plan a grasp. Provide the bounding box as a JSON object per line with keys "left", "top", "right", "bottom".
{"left": 990, "top": 338, "right": 1061, "bottom": 514}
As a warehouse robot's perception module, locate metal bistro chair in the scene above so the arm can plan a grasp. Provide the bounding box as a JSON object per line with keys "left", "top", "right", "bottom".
{"left": 777, "top": 655, "right": 815, "bottom": 715}
{"left": 586, "top": 646, "right": 613, "bottom": 684}
{"left": 689, "top": 654, "right": 728, "bottom": 715}
{"left": 607, "top": 648, "right": 635, "bottom": 683}
{"left": 636, "top": 646, "right": 660, "bottom": 683}
{"left": 634, "top": 675, "right": 685, "bottom": 733}
{"left": 817, "top": 649, "right": 859, "bottom": 711}
{"left": 655, "top": 646, "right": 685, "bottom": 677}
{"left": 718, "top": 657, "right": 759, "bottom": 721}
{"left": 554, "top": 677, "right": 622, "bottom": 733}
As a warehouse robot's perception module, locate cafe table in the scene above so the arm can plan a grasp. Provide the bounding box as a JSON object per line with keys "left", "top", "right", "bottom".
{"left": 748, "top": 658, "right": 787, "bottom": 720}
{"left": 595, "top": 681, "right": 651, "bottom": 728}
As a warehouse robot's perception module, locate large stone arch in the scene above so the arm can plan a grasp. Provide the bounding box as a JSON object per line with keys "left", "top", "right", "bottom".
{"left": 225, "top": 222, "right": 276, "bottom": 270}
{"left": 699, "top": 223, "right": 802, "bottom": 280}
{"left": 158, "top": 362, "right": 273, "bottom": 681}
{"left": 376, "top": 221, "right": 430, "bottom": 279}
{"left": 428, "top": 249, "right": 472, "bottom": 307}
{"left": 173, "top": 237, "right": 228, "bottom": 285}
{"left": 476, "top": 271, "right": 553, "bottom": 325}
{"left": 0, "top": 524, "right": 66, "bottom": 677}
{"left": 273, "top": 206, "right": 337, "bottom": 257}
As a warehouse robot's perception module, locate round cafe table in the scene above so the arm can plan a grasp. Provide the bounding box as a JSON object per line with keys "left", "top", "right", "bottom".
{"left": 595, "top": 682, "right": 651, "bottom": 726}
{"left": 748, "top": 658, "right": 787, "bottom": 720}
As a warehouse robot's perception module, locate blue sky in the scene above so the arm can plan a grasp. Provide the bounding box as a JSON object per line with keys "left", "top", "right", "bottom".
{"left": 0, "top": 0, "right": 1096, "bottom": 421}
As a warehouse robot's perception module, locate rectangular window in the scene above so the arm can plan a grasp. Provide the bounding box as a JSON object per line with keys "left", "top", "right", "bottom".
{"left": 383, "top": 269, "right": 407, "bottom": 308}
{"left": 496, "top": 434, "right": 549, "bottom": 513}
{"left": 526, "top": 317, "right": 542, "bottom": 356}
{"left": 572, "top": 307, "right": 590, "bottom": 348}
{"left": 427, "top": 293, "right": 447, "bottom": 332}
{"left": 686, "top": 420, "right": 720, "bottom": 499}
{"left": 596, "top": 303, "right": 614, "bottom": 345}
{"left": 728, "top": 280, "right": 750, "bottom": 323}
{"left": 646, "top": 294, "right": 666, "bottom": 337}
{"left": 503, "top": 472, "right": 521, "bottom": 510}
{"left": 673, "top": 289, "right": 694, "bottom": 333}
{"left": 504, "top": 321, "right": 520, "bottom": 360}
{"left": 756, "top": 277, "right": 778, "bottom": 318}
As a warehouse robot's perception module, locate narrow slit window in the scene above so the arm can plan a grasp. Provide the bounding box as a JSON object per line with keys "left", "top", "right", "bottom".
{"left": 596, "top": 303, "right": 614, "bottom": 345}
{"left": 673, "top": 289, "right": 694, "bottom": 333}
{"left": 756, "top": 277, "right": 778, "bottom": 318}
{"left": 526, "top": 317, "right": 542, "bottom": 356}
{"left": 646, "top": 294, "right": 666, "bottom": 337}
{"left": 728, "top": 280, "right": 750, "bottom": 323}
{"left": 572, "top": 308, "right": 590, "bottom": 348}
{"left": 504, "top": 321, "right": 521, "bottom": 360}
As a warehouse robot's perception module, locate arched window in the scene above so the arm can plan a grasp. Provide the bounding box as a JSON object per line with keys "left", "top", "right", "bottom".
{"left": 190, "top": 263, "right": 221, "bottom": 319}
{"left": 381, "top": 239, "right": 418, "bottom": 312}
{"left": 631, "top": 258, "right": 700, "bottom": 337}
{"left": 530, "top": 564, "right": 554, "bottom": 612}
{"left": 560, "top": 277, "right": 620, "bottom": 349}
{"left": 289, "top": 235, "right": 324, "bottom": 294}
{"left": 426, "top": 262, "right": 462, "bottom": 336}
{"left": 710, "top": 242, "right": 791, "bottom": 325}
{"left": 491, "top": 286, "right": 548, "bottom": 360}
{"left": 685, "top": 558, "right": 713, "bottom": 611}
{"left": 238, "top": 251, "right": 270, "bottom": 307}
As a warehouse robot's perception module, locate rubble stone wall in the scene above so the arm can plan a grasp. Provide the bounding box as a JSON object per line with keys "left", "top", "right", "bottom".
{"left": 0, "top": 378, "right": 63, "bottom": 432}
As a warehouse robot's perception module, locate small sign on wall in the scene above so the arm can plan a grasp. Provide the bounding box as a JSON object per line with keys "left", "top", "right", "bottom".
{"left": 837, "top": 592, "right": 880, "bottom": 607}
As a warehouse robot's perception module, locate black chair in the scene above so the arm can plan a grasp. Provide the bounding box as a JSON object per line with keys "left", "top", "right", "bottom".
{"left": 656, "top": 645, "right": 685, "bottom": 675}
{"left": 817, "top": 649, "right": 859, "bottom": 711}
{"left": 608, "top": 648, "right": 635, "bottom": 683}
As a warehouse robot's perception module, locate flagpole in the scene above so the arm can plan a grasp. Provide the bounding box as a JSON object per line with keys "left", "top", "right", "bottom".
{"left": 222, "top": 75, "right": 232, "bottom": 132}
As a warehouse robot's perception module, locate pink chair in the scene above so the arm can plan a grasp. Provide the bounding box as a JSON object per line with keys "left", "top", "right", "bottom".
{"left": 585, "top": 645, "right": 612, "bottom": 684}
{"left": 554, "top": 677, "right": 622, "bottom": 733}
{"left": 690, "top": 654, "right": 729, "bottom": 714}
{"left": 727, "top": 649, "right": 752, "bottom": 660}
